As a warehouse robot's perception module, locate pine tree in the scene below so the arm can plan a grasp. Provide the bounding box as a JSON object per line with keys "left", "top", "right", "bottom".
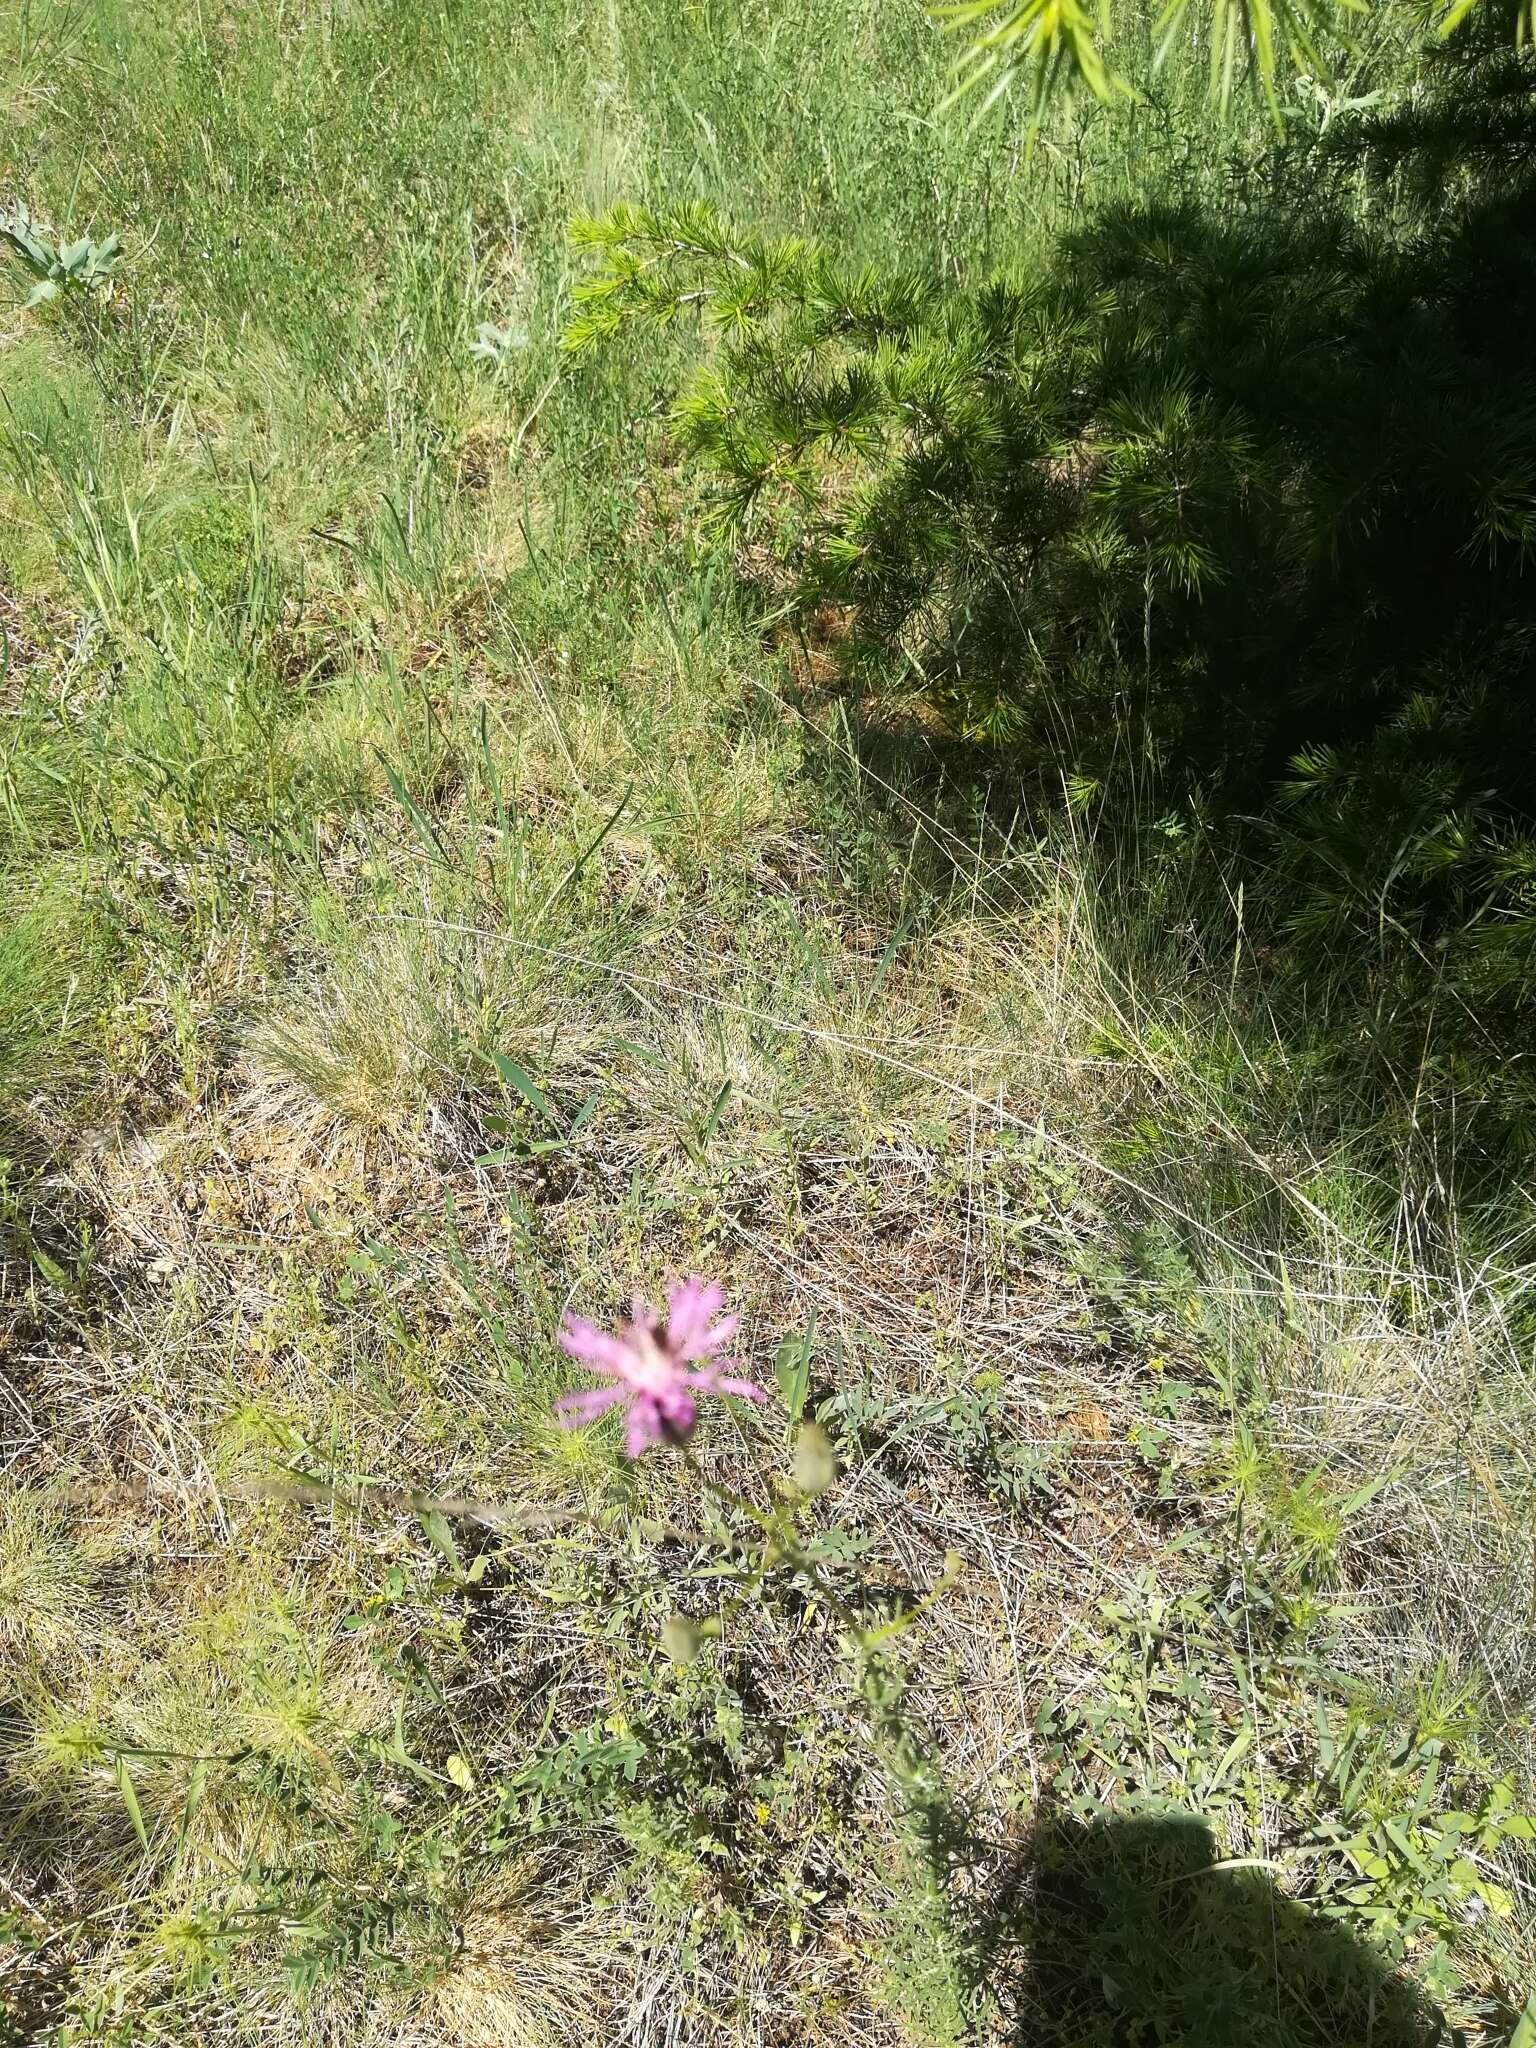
{"left": 563, "top": 32, "right": 1536, "bottom": 1165}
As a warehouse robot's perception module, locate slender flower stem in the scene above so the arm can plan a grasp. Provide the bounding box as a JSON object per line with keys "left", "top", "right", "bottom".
{"left": 681, "top": 1448, "right": 870, "bottom": 1642}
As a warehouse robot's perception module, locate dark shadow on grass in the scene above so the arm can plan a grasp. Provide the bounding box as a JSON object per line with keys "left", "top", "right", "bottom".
{"left": 968, "top": 1808, "right": 1447, "bottom": 2048}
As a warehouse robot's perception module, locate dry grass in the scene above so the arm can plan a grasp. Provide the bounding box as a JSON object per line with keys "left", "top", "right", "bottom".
{"left": 2, "top": 1, "right": 1533, "bottom": 2041}
{"left": 6, "top": 685, "right": 1535, "bottom": 2038}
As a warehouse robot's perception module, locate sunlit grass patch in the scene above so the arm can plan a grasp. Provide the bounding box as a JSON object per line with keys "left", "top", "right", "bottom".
{"left": 1, "top": 0, "right": 1533, "bottom": 2043}
{"left": 243, "top": 901, "right": 594, "bottom": 1155}
{"left": 0, "top": 1481, "right": 105, "bottom": 1670}
{"left": 415, "top": 1865, "right": 607, "bottom": 2048}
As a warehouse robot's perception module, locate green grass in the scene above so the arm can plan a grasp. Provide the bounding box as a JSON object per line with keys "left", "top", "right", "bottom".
{"left": 1, "top": 3, "right": 1533, "bottom": 2045}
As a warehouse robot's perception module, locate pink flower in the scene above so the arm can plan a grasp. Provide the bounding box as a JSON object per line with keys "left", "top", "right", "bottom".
{"left": 555, "top": 1278, "right": 766, "bottom": 1456}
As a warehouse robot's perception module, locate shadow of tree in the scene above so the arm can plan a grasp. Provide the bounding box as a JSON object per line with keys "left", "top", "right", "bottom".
{"left": 970, "top": 1808, "right": 1448, "bottom": 2048}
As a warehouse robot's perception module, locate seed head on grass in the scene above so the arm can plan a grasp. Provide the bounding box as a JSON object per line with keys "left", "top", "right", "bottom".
{"left": 556, "top": 1278, "right": 766, "bottom": 1456}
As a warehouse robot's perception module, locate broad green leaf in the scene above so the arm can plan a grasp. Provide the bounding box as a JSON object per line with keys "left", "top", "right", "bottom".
{"left": 490, "top": 1049, "right": 560, "bottom": 1129}
{"left": 417, "top": 1506, "right": 460, "bottom": 1572}
{"left": 774, "top": 1309, "right": 816, "bottom": 1428}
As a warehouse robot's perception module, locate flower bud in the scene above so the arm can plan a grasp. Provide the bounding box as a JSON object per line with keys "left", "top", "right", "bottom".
{"left": 660, "top": 1613, "right": 701, "bottom": 1666}
{"left": 792, "top": 1421, "right": 837, "bottom": 1497}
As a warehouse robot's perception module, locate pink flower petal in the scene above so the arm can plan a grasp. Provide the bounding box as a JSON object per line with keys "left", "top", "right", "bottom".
{"left": 554, "top": 1384, "right": 628, "bottom": 1424}
{"left": 668, "top": 1280, "right": 738, "bottom": 1362}
{"left": 686, "top": 1367, "right": 766, "bottom": 1402}
{"left": 655, "top": 1383, "right": 698, "bottom": 1433}
{"left": 664, "top": 1278, "right": 723, "bottom": 1351}
{"left": 687, "top": 1312, "right": 738, "bottom": 1362}
{"left": 559, "top": 1316, "right": 637, "bottom": 1375}
{"left": 625, "top": 1399, "right": 667, "bottom": 1458}
{"left": 555, "top": 1281, "right": 757, "bottom": 1455}
{"left": 711, "top": 1373, "right": 767, "bottom": 1403}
